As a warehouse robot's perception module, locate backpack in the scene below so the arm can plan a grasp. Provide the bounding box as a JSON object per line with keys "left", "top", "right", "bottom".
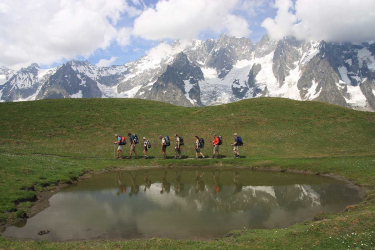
{"left": 199, "top": 138, "right": 205, "bottom": 148}
{"left": 133, "top": 134, "right": 139, "bottom": 144}
{"left": 237, "top": 136, "right": 243, "bottom": 146}
{"left": 147, "top": 140, "right": 151, "bottom": 148}
{"left": 218, "top": 136, "right": 223, "bottom": 145}
{"left": 179, "top": 137, "right": 184, "bottom": 146}
{"left": 165, "top": 136, "right": 170, "bottom": 146}
{"left": 119, "top": 136, "right": 126, "bottom": 146}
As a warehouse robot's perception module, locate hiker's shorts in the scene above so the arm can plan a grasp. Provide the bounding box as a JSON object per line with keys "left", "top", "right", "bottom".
{"left": 213, "top": 145, "right": 220, "bottom": 153}
{"left": 118, "top": 145, "right": 123, "bottom": 151}
{"left": 195, "top": 148, "right": 201, "bottom": 153}
{"left": 233, "top": 146, "right": 239, "bottom": 154}
{"left": 130, "top": 144, "right": 136, "bottom": 152}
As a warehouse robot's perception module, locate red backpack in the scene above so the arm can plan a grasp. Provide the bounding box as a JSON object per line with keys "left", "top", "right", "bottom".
{"left": 119, "top": 136, "right": 126, "bottom": 145}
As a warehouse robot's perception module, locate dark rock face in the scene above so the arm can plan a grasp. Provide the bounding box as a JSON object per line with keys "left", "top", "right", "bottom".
{"left": 232, "top": 79, "right": 249, "bottom": 99}
{"left": 273, "top": 38, "right": 302, "bottom": 86}
{"left": 144, "top": 53, "right": 204, "bottom": 107}
{"left": 37, "top": 63, "right": 102, "bottom": 99}
{"left": 247, "top": 64, "right": 262, "bottom": 97}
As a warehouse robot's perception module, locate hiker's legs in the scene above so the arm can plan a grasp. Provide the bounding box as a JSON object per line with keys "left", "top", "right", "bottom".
{"left": 233, "top": 146, "right": 239, "bottom": 158}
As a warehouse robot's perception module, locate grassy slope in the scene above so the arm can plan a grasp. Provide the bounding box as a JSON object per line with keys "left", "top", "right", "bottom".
{"left": 0, "top": 98, "right": 375, "bottom": 249}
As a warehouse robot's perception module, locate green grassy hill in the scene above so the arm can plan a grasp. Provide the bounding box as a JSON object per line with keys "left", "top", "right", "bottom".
{"left": 1, "top": 97, "right": 374, "bottom": 158}
{"left": 1, "top": 98, "right": 375, "bottom": 249}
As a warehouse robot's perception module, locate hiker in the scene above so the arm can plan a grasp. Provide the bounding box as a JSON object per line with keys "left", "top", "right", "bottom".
{"left": 194, "top": 136, "right": 205, "bottom": 159}
{"left": 160, "top": 135, "right": 168, "bottom": 159}
{"left": 210, "top": 133, "right": 221, "bottom": 159}
{"left": 128, "top": 133, "right": 138, "bottom": 159}
{"left": 231, "top": 133, "right": 242, "bottom": 158}
{"left": 114, "top": 134, "right": 125, "bottom": 159}
{"left": 143, "top": 137, "right": 150, "bottom": 159}
{"left": 174, "top": 134, "right": 182, "bottom": 159}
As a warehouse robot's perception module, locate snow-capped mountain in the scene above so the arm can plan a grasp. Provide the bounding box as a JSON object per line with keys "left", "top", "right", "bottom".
{"left": 1, "top": 34, "right": 374, "bottom": 111}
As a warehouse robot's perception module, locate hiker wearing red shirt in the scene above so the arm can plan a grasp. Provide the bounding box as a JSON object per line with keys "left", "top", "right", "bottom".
{"left": 210, "top": 133, "right": 221, "bottom": 159}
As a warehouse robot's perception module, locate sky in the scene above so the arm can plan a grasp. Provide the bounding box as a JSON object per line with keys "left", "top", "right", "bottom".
{"left": 0, "top": 0, "right": 375, "bottom": 70}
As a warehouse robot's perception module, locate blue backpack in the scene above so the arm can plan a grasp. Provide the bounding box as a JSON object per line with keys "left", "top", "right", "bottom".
{"left": 237, "top": 136, "right": 243, "bottom": 146}
{"left": 165, "top": 136, "right": 170, "bottom": 146}
{"left": 133, "top": 134, "right": 139, "bottom": 144}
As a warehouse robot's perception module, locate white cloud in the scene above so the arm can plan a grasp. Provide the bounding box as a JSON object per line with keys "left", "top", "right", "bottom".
{"left": 262, "top": 0, "right": 375, "bottom": 43}
{"left": 116, "top": 27, "right": 133, "bottom": 47}
{"left": 0, "top": 0, "right": 140, "bottom": 69}
{"left": 132, "top": 0, "right": 251, "bottom": 40}
{"left": 96, "top": 56, "right": 118, "bottom": 67}
{"left": 224, "top": 14, "right": 252, "bottom": 38}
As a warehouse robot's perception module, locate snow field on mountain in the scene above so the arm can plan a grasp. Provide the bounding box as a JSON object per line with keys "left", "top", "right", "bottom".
{"left": 305, "top": 80, "right": 322, "bottom": 100}
{"left": 70, "top": 90, "right": 83, "bottom": 98}
{"left": 0, "top": 75, "right": 7, "bottom": 86}
{"left": 183, "top": 80, "right": 197, "bottom": 105}
{"left": 338, "top": 66, "right": 368, "bottom": 108}
{"left": 253, "top": 52, "right": 278, "bottom": 94}
{"left": 357, "top": 48, "right": 375, "bottom": 70}
{"left": 199, "top": 59, "right": 253, "bottom": 105}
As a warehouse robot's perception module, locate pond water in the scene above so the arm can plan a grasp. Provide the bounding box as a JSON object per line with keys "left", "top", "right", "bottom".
{"left": 3, "top": 169, "right": 361, "bottom": 241}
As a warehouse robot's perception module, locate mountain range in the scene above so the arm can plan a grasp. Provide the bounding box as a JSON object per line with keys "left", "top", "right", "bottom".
{"left": 1, "top": 34, "right": 374, "bottom": 111}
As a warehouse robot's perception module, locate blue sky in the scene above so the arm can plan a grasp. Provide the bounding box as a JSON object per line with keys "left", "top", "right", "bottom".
{"left": 1, "top": 0, "right": 374, "bottom": 70}
{"left": 53, "top": 0, "right": 277, "bottom": 69}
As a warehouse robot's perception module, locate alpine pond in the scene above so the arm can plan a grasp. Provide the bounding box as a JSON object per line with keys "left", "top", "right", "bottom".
{"left": 3, "top": 169, "right": 361, "bottom": 241}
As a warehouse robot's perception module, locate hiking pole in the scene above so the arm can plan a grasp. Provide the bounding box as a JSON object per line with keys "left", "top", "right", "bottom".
{"left": 113, "top": 143, "right": 116, "bottom": 159}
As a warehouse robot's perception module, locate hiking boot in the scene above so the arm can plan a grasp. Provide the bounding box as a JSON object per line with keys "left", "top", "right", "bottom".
{"left": 211, "top": 155, "right": 215, "bottom": 159}
{"left": 120, "top": 157, "right": 123, "bottom": 159}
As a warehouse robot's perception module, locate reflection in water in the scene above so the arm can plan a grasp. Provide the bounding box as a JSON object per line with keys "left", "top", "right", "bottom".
{"left": 175, "top": 171, "right": 184, "bottom": 195}
{"left": 160, "top": 171, "right": 171, "bottom": 194}
{"left": 143, "top": 172, "right": 152, "bottom": 192}
{"left": 212, "top": 171, "right": 221, "bottom": 195}
{"left": 233, "top": 171, "right": 243, "bottom": 195}
{"left": 129, "top": 172, "right": 139, "bottom": 197}
{"left": 195, "top": 171, "right": 205, "bottom": 193}
{"left": 3, "top": 169, "right": 362, "bottom": 241}
{"left": 116, "top": 171, "right": 127, "bottom": 196}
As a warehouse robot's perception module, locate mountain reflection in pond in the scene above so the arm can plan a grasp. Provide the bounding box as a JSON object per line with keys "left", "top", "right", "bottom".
{"left": 3, "top": 169, "right": 361, "bottom": 241}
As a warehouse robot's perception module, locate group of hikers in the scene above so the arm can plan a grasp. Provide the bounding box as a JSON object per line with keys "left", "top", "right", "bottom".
{"left": 114, "top": 133, "right": 243, "bottom": 159}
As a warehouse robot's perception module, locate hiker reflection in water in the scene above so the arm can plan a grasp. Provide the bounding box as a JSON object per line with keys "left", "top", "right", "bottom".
{"left": 233, "top": 171, "right": 243, "bottom": 195}
{"left": 143, "top": 172, "right": 152, "bottom": 192}
{"left": 195, "top": 171, "right": 205, "bottom": 193}
{"left": 128, "top": 172, "right": 139, "bottom": 197}
{"left": 212, "top": 171, "right": 222, "bottom": 195}
{"left": 116, "top": 171, "right": 127, "bottom": 196}
{"left": 160, "top": 171, "right": 171, "bottom": 194}
{"left": 175, "top": 171, "right": 184, "bottom": 194}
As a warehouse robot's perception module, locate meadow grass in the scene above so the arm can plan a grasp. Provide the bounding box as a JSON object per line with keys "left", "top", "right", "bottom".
{"left": 0, "top": 97, "right": 375, "bottom": 249}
